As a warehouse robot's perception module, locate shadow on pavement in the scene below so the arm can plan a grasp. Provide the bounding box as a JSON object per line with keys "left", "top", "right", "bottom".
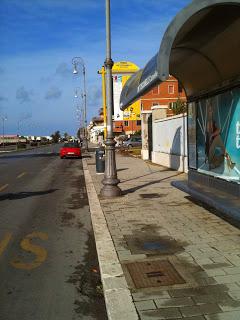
{"left": 0, "top": 153, "right": 59, "bottom": 159}
{"left": 0, "top": 189, "right": 58, "bottom": 201}
{"left": 121, "top": 167, "right": 172, "bottom": 183}
{"left": 185, "top": 195, "right": 240, "bottom": 229}
{"left": 117, "top": 168, "right": 129, "bottom": 172}
{"left": 122, "top": 172, "right": 183, "bottom": 195}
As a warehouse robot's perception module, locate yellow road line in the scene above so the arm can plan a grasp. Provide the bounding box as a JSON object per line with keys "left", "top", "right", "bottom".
{"left": 0, "top": 233, "right": 12, "bottom": 256}
{"left": 17, "top": 172, "right": 26, "bottom": 179}
{"left": 11, "top": 231, "right": 48, "bottom": 270}
{"left": 0, "top": 184, "right": 9, "bottom": 192}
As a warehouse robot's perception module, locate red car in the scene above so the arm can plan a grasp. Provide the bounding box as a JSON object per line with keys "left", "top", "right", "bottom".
{"left": 60, "top": 142, "right": 81, "bottom": 159}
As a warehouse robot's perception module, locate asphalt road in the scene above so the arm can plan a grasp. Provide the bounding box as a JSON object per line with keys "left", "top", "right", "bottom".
{"left": 0, "top": 145, "right": 107, "bottom": 320}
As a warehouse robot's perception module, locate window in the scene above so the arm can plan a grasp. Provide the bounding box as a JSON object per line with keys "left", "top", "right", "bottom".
{"left": 169, "top": 102, "right": 176, "bottom": 109}
{"left": 152, "top": 102, "right": 158, "bottom": 107}
{"left": 124, "top": 121, "right": 129, "bottom": 127}
{"left": 152, "top": 86, "right": 159, "bottom": 95}
{"left": 168, "top": 85, "right": 174, "bottom": 94}
{"left": 137, "top": 120, "right": 141, "bottom": 126}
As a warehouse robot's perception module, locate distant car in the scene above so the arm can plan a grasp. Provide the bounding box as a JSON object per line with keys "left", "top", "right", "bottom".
{"left": 122, "top": 136, "right": 142, "bottom": 148}
{"left": 60, "top": 142, "right": 81, "bottom": 159}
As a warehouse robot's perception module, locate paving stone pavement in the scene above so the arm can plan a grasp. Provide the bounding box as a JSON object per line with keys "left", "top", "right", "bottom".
{"left": 84, "top": 149, "right": 240, "bottom": 320}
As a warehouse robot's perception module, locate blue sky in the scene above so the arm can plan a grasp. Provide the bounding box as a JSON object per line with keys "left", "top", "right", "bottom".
{"left": 0, "top": 0, "right": 190, "bottom": 136}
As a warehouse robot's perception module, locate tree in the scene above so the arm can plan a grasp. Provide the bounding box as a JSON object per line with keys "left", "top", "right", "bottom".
{"left": 51, "top": 131, "right": 61, "bottom": 143}
{"left": 98, "top": 107, "right": 104, "bottom": 116}
{"left": 133, "top": 130, "right": 141, "bottom": 136}
{"left": 63, "top": 132, "right": 69, "bottom": 140}
{"left": 172, "top": 98, "right": 187, "bottom": 115}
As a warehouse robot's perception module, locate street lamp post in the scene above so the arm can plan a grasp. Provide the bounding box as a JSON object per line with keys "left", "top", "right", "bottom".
{"left": 74, "top": 88, "right": 85, "bottom": 139}
{"left": 130, "top": 107, "right": 134, "bottom": 135}
{"left": 72, "top": 56, "right": 88, "bottom": 150}
{"left": 100, "top": 0, "right": 121, "bottom": 197}
{"left": 1, "top": 116, "right": 7, "bottom": 149}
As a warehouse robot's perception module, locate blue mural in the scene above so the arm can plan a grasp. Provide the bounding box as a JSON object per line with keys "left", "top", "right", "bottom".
{"left": 196, "top": 87, "right": 240, "bottom": 183}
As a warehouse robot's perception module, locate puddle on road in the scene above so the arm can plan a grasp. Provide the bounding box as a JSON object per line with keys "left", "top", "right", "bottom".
{"left": 61, "top": 211, "right": 75, "bottom": 226}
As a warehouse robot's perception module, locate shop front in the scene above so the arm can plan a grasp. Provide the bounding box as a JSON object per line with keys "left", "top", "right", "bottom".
{"left": 188, "top": 88, "right": 240, "bottom": 191}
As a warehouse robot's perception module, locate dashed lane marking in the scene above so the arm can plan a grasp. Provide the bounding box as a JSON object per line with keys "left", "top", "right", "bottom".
{"left": 0, "top": 233, "right": 12, "bottom": 256}
{"left": 0, "top": 184, "right": 9, "bottom": 192}
{"left": 17, "top": 172, "right": 26, "bottom": 179}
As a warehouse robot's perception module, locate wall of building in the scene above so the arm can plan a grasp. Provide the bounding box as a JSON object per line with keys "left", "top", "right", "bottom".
{"left": 152, "top": 114, "right": 188, "bottom": 172}
{"left": 140, "top": 76, "right": 186, "bottom": 113}
{"left": 112, "top": 61, "right": 141, "bottom": 135}
{"left": 141, "top": 112, "right": 151, "bottom": 160}
{"left": 113, "top": 120, "right": 141, "bottom": 135}
{"left": 140, "top": 76, "right": 186, "bottom": 160}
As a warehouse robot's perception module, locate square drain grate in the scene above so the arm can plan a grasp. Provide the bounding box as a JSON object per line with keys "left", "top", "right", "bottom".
{"left": 125, "top": 260, "right": 185, "bottom": 288}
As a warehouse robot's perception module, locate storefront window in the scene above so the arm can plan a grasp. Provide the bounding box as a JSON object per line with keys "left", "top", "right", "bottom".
{"left": 194, "top": 87, "right": 240, "bottom": 183}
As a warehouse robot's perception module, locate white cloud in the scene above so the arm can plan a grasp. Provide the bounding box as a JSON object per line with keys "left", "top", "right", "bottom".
{"left": 0, "top": 96, "right": 8, "bottom": 101}
{"left": 45, "top": 86, "right": 62, "bottom": 100}
{"left": 55, "top": 63, "right": 72, "bottom": 78}
{"left": 16, "top": 86, "right": 33, "bottom": 103}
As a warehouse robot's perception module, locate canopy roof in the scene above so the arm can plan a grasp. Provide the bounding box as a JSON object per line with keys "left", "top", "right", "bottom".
{"left": 120, "top": 0, "right": 240, "bottom": 109}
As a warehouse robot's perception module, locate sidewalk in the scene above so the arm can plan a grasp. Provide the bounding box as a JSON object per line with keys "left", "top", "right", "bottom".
{"left": 83, "top": 149, "right": 240, "bottom": 320}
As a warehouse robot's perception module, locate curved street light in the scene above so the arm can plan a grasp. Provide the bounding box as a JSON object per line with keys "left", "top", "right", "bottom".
{"left": 72, "top": 56, "right": 88, "bottom": 150}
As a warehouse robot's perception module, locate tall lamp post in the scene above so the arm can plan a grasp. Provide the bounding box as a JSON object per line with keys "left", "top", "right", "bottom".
{"left": 100, "top": 0, "right": 121, "bottom": 197}
{"left": 74, "top": 88, "right": 84, "bottom": 138}
{"left": 72, "top": 56, "right": 88, "bottom": 150}
{"left": 1, "top": 116, "right": 7, "bottom": 149}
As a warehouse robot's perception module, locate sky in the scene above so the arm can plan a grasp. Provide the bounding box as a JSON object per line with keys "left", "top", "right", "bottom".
{"left": 0, "top": 0, "right": 190, "bottom": 136}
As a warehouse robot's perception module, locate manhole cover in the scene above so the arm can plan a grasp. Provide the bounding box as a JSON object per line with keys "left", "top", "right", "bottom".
{"left": 125, "top": 260, "right": 185, "bottom": 288}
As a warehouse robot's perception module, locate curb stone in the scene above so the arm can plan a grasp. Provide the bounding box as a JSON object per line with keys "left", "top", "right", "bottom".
{"left": 82, "top": 158, "right": 139, "bottom": 320}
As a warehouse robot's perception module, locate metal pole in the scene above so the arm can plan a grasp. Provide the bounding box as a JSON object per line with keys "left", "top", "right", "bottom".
{"left": 17, "top": 120, "right": 20, "bottom": 149}
{"left": 82, "top": 65, "right": 88, "bottom": 150}
{"left": 83, "top": 67, "right": 87, "bottom": 130}
{"left": 72, "top": 57, "right": 88, "bottom": 150}
{"left": 2, "top": 118, "right": 4, "bottom": 149}
{"left": 100, "top": 0, "right": 121, "bottom": 197}
{"left": 102, "top": 66, "right": 107, "bottom": 139}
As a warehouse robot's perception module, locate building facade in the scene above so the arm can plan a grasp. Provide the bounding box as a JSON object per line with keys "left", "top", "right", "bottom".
{"left": 98, "top": 61, "right": 142, "bottom": 137}
{"left": 141, "top": 76, "right": 186, "bottom": 160}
